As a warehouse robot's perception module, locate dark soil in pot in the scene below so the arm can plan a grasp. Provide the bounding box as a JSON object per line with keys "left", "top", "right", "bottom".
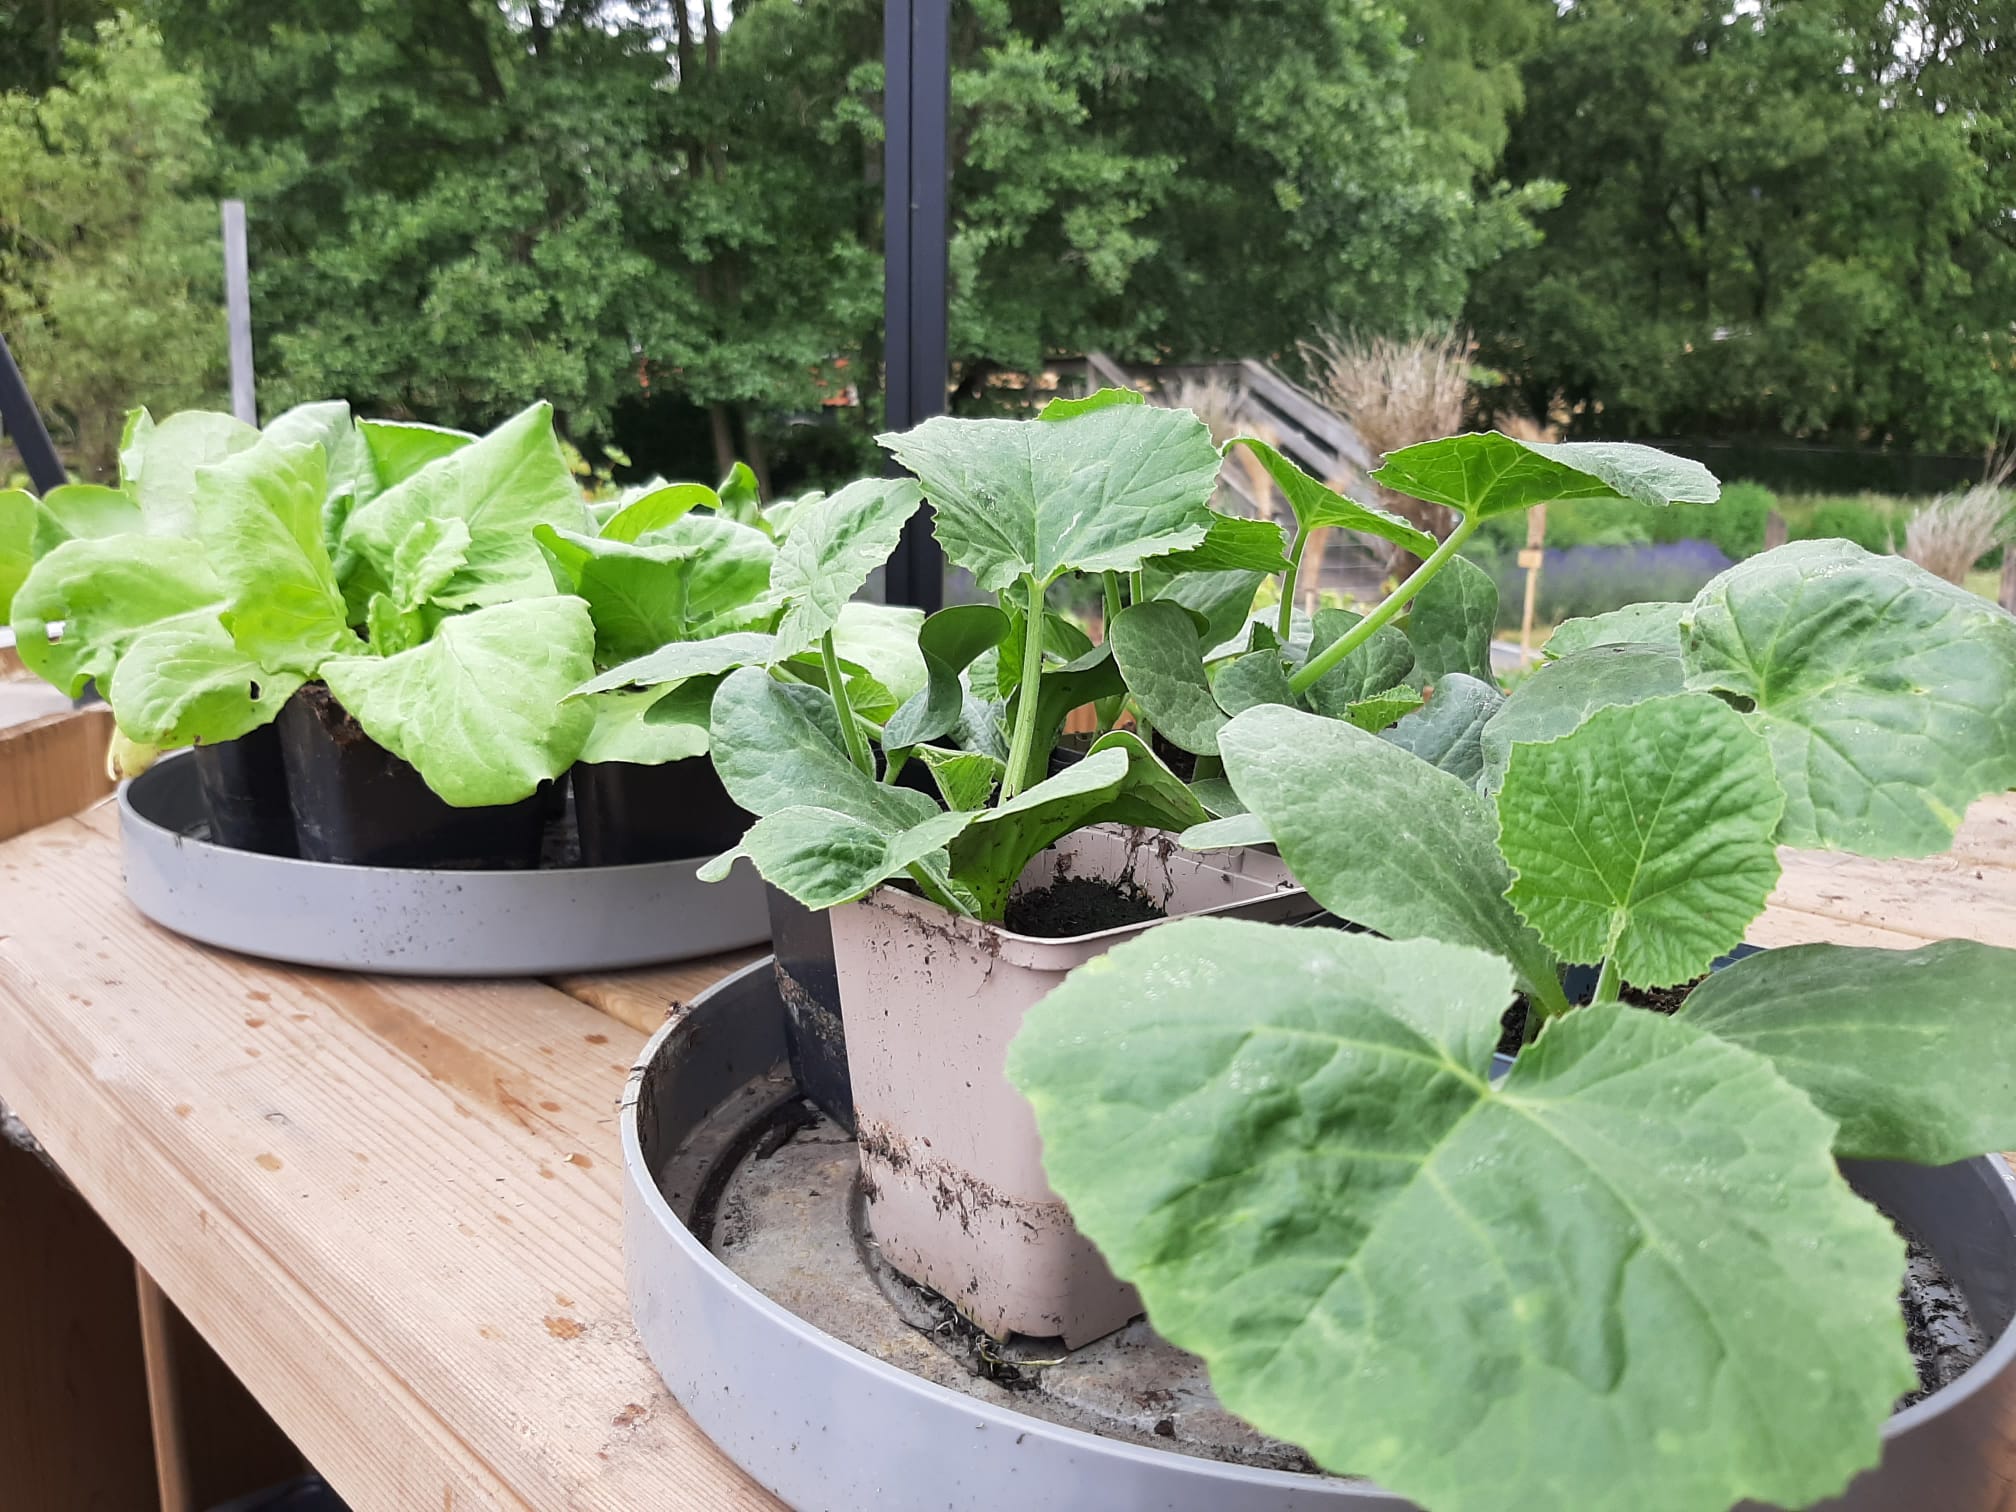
{"left": 191, "top": 719, "right": 296, "bottom": 856}
{"left": 768, "top": 885, "right": 853, "bottom": 1133}
{"left": 573, "top": 755, "right": 752, "bottom": 866}
{"left": 276, "top": 683, "right": 545, "bottom": 870}
{"left": 1003, "top": 876, "right": 1165, "bottom": 938}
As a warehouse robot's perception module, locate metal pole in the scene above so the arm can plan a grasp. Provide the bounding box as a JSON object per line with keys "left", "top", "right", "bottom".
{"left": 221, "top": 199, "right": 257, "bottom": 425}
{"left": 881, "top": 0, "right": 948, "bottom": 611}
{"left": 0, "top": 335, "right": 66, "bottom": 494}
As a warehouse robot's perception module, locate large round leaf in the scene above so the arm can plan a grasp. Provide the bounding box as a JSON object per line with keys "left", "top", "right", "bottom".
{"left": 1479, "top": 643, "right": 1684, "bottom": 793}
{"left": 1372, "top": 432, "right": 1719, "bottom": 521}
{"left": 1010, "top": 920, "right": 1912, "bottom": 1512}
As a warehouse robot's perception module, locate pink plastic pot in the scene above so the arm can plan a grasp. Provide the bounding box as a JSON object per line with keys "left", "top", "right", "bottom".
{"left": 830, "top": 826, "right": 1315, "bottom": 1347}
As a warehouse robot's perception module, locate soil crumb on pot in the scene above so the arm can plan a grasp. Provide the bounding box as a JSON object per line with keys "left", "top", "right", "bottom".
{"left": 1004, "top": 877, "right": 1166, "bottom": 938}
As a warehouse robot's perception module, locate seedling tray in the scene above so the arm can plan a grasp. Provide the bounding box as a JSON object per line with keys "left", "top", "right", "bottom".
{"left": 119, "top": 753, "right": 768, "bottom": 976}
{"left": 622, "top": 961, "right": 2016, "bottom": 1512}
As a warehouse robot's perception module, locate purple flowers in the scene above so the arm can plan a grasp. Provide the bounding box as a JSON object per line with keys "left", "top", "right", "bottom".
{"left": 1481, "top": 540, "right": 1735, "bottom": 625}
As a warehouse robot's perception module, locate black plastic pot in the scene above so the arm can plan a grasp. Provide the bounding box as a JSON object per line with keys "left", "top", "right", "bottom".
{"left": 191, "top": 720, "right": 296, "bottom": 856}
{"left": 574, "top": 756, "right": 752, "bottom": 867}
{"left": 275, "top": 684, "right": 545, "bottom": 870}
{"left": 768, "top": 885, "right": 853, "bottom": 1132}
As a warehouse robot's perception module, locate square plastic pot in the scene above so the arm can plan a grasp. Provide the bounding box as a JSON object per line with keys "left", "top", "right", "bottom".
{"left": 829, "top": 825, "right": 1317, "bottom": 1347}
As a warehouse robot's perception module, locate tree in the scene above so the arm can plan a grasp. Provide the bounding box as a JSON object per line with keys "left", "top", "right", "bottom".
{"left": 0, "top": 15, "right": 225, "bottom": 477}
{"left": 1473, "top": 0, "right": 2016, "bottom": 451}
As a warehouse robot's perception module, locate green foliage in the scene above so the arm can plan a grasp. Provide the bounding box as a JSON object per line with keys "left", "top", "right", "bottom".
{"left": 0, "top": 16, "right": 225, "bottom": 476}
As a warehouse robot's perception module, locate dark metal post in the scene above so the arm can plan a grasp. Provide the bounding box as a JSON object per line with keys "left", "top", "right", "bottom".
{"left": 0, "top": 335, "right": 66, "bottom": 494}
{"left": 881, "top": 0, "right": 949, "bottom": 611}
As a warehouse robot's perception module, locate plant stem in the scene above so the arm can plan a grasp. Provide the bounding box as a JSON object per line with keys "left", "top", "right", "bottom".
{"left": 1102, "top": 570, "right": 1123, "bottom": 642}
{"left": 1590, "top": 954, "right": 1621, "bottom": 1006}
{"left": 1276, "top": 521, "right": 1311, "bottom": 640}
{"left": 1287, "top": 515, "right": 1481, "bottom": 695}
{"left": 1001, "top": 573, "right": 1051, "bottom": 800}
{"left": 822, "top": 629, "right": 875, "bottom": 779}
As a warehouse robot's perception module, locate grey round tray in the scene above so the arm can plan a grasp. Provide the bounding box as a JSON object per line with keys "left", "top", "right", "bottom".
{"left": 120, "top": 754, "right": 768, "bottom": 975}
{"left": 623, "top": 960, "right": 2016, "bottom": 1512}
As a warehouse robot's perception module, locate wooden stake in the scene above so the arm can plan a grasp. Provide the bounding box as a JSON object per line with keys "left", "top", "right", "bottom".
{"left": 1519, "top": 503, "right": 1547, "bottom": 667}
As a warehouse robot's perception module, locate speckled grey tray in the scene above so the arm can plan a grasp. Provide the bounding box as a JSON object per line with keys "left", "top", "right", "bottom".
{"left": 119, "top": 753, "right": 768, "bottom": 976}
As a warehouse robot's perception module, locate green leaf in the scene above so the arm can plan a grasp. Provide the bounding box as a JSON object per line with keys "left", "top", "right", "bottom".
{"left": 1547, "top": 601, "right": 1687, "bottom": 658}
{"left": 35, "top": 484, "right": 143, "bottom": 552}
{"left": 0, "top": 490, "right": 33, "bottom": 620}
{"left": 390, "top": 517, "right": 472, "bottom": 613}
{"left": 1179, "top": 813, "right": 1271, "bottom": 849}
{"left": 1038, "top": 386, "right": 1144, "bottom": 420}
{"left": 1479, "top": 644, "right": 1685, "bottom": 793}
{"left": 342, "top": 402, "right": 588, "bottom": 609}
{"left": 536, "top": 525, "right": 704, "bottom": 666}
{"left": 1373, "top": 432, "right": 1721, "bottom": 521}
{"left": 128, "top": 410, "right": 261, "bottom": 535}
{"left": 634, "top": 513, "right": 777, "bottom": 630}
{"left": 1008, "top": 922, "right": 1913, "bottom": 1512}
{"left": 1342, "top": 686, "right": 1425, "bottom": 732}
{"left": 579, "top": 682, "right": 715, "bottom": 766}
{"left": 1211, "top": 648, "right": 1300, "bottom": 716}
{"left": 1108, "top": 598, "right": 1227, "bottom": 755}
{"left": 1683, "top": 541, "right": 2016, "bottom": 856}
{"left": 105, "top": 622, "right": 304, "bottom": 747}
{"left": 707, "top": 665, "right": 940, "bottom": 828}
{"left": 1224, "top": 436, "right": 1436, "bottom": 556}
{"left": 701, "top": 805, "right": 972, "bottom": 908}
{"left": 1403, "top": 552, "right": 1498, "bottom": 684}
{"left": 1682, "top": 939, "right": 2016, "bottom": 1164}
{"left": 885, "top": 603, "right": 1011, "bottom": 750}
{"left": 1379, "top": 672, "right": 1503, "bottom": 787}
{"left": 1500, "top": 693, "right": 1784, "bottom": 986}
{"left": 117, "top": 408, "right": 153, "bottom": 493}
{"left": 768, "top": 477, "right": 924, "bottom": 656}
{"left": 881, "top": 401, "right": 1220, "bottom": 591}
{"left": 1146, "top": 512, "right": 1293, "bottom": 574}
{"left": 1021, "top": 642, "right": 1128, "bottom": 775}
{"left": 571, "top": 630, "right": 781, "bottom": 697}
{"left": 1187, "top": 775, "right": 1247, "bottom": 818}
{"left": 192, "top": 440, "right": 356, "bottom": 675}
{"left": 915, "top": 745, "right": 1004, "bottom": 810}
{"left": 599, "top": 482, "right": 717, "bottom": 543}
{"left": 363, "top": 593, "right": 424, "bottom": 658}
{"left": 355, "top": 420, "right": 473, "bottom": 501}
{"left": 319, "top": 596, "right": 597, "bottom": 806}
{"left": 1146, "top": 567, "right": 1267, "bottom": 654}
{"left": 716, "top": 461, "right": 763, "bottom": 524}
{"left": 1220, "top": 704, "right": 1567, "bottom": 1011}
{"left": 1301, "top": 606, "right": 1414, "bottom": 718}
{"left": 10, "top": 536, "right": 226, "bottom": 697}
{"left": 828, "top": 599, "right": 927, "bottom": 708}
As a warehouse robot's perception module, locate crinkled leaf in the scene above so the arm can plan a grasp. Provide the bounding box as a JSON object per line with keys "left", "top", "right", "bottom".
{"left": 1500, "top": 693, "right": 1784, "bottom": 986}
{"left": 602, "top": 482, "right": 716, "bottom": 543}
{"left": 105, "top": 622, "right": 303, "bottom": 747}
{"left": 1480, "top": 644, "right": 1685, "bottom": 793}
{"left": 699, "top": 805, "right": 970, "bottom": 908}
{"left": 1342, "top": 686, "right": 1425, "bottom": 732}
{"left": 11, "top": 536, "right": 225, "bottom": 696}
{"left": 957, "top": 691, "right": 1010, "bottom": 763}
{"left": 1146, "top": 566, "right": 1266, "bottom": 653}
{"left": 1146, "top": 512, "right": 1292, "bottom": 574}
{"left": 1301, "top": 606, "right": 1413, "bottom": 718}
{"left": 1404, "top": 553, "right": 1498, "bottom": 685}
{"left": 1225, "top": 436, "right": 1436, "bottom": 555}
{"left": 634, "top": 513, "right": 777, "bottom": 630}
{"left": 915, "top": 745, "right": 1004, "bottom": 810}
{"left": 536, "top": 525, "right": 707, "bottom": 666}
{"left": 1109, "top": 598, "right": 1227, "bottom": 755}
{"left": 1379, "top": 672, "right": 1503, "bottom": 787}
{"left": 355, "top": 420, "right": 473, "bottom": 502}
{"left": 1683, "top": 541, "right": 2016, "bottom": 856}
{"left": 770, "top": 477, "right": 923, "bottom": 654}
{"left": 0, "top": 490, "right": 32, "bottom": 620}
{"left": 885, "top": 603, "right": 1011, "bottom": 750}
{"left": 1211, "top": 648, "right": 1300, "bottom": 716}
{"left": 579, "top": 682, "right": 715, "bottom": 766}
{"left": 572, "top": 630, "right": 780, "bottom": 697}
{"left": 263, "top": 401, "right": 369, "bottom": 552}
{"left": 1220, "top": 704, "right": 1567, "bottom": 1011}
{"left": 192, "top": 440, "right": 354, "bottom": 675}
{"left": 1038, "top": 386, "right": 1143, "bottom": 421}
{"left": 363, "top": 594, "right": 424, "bottom": 658}
{"left": 342, "top": 402, "right": 586, "bottom": 609}
{"left": 129, "top": 410, "right": 260, "bottom": 535}
{"left": 320, "top": 596, "right": 596, "bottom": 806}
{"left": 881, "top": 402, "right": 1220, "bottom": 590}
{"left": 829, "top": 600, "right": 926, "bottom": 708}
{"left": 1373, "top": 432, "right": 1721, "bottom": 521}
{"left": 390, "top": 517, "right": 472, "bottom": 613}
{"left": 1682, "top": 939, "right": 2016, "bottom": 1163}
{"left": 1009, "top": 922, "right": 1912, "bottom": 1512}
{"left": 1548, "top": 601, "right": 1687, "bottom": 659}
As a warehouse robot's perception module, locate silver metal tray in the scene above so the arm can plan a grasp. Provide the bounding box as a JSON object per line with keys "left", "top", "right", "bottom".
{"left": 119, "top": 753, "right": 768, "bottom": 976}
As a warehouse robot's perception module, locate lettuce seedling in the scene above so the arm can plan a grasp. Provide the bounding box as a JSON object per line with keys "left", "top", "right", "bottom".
{"left": 1007, "top": 542, "right": 2016, "bottom": 1512}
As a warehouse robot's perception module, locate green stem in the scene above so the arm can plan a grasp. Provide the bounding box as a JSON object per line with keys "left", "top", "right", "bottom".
{"left": 1102, "top": 570, "right": 1123, "bottom": 642}
{"left": 822, "top": 629, "right": 875, "bottom": 779}
{"left": 1590, "top": 954, "right": 1621, "bottom": 1006}
{"left": 1287, "top": 516, "right": 1481, "bottom": 695}
{"left": 1276, "top": 521, "right": 1311, "bottom": 639}
{"left": 1001, "top": 574, "right": 1051, "bottom": 800}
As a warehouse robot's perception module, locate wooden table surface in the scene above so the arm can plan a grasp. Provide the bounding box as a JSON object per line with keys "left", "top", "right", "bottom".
{"left": 0, "top": 792, "right": 2012, "bottom": 1512}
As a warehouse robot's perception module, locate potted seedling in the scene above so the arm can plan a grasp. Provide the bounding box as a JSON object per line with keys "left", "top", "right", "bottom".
{"left": 681, "top": 394, "right": 1323, "bottom": 1344}
{"left": 1008, "top": 539, "right": 2016, "bottom": 1512}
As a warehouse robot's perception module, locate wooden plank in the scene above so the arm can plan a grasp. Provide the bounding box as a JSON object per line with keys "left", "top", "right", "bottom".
{"left": 1947, "top": 791, "right": 2016, "bottom": 872}
{"left": 553, "top": 951, "right": 765, "bottom": 1037}
{"left": 0, "top": 815, "right": 779, "bottom": 1512}
{"left": 0, "top": 705, "right": 114, "bottom": 841}
{"left": 1744, "top": 904, "right": 1932, "bottom": 951}
{"left": 1767, "top": 846, "right": 2016, "bottom": 948}
{"left": 138, "top": 1268, "right": 198, "bottom": 1512}
{"left": 0, "top": 1139, "right": 162, "bottom": 1511}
